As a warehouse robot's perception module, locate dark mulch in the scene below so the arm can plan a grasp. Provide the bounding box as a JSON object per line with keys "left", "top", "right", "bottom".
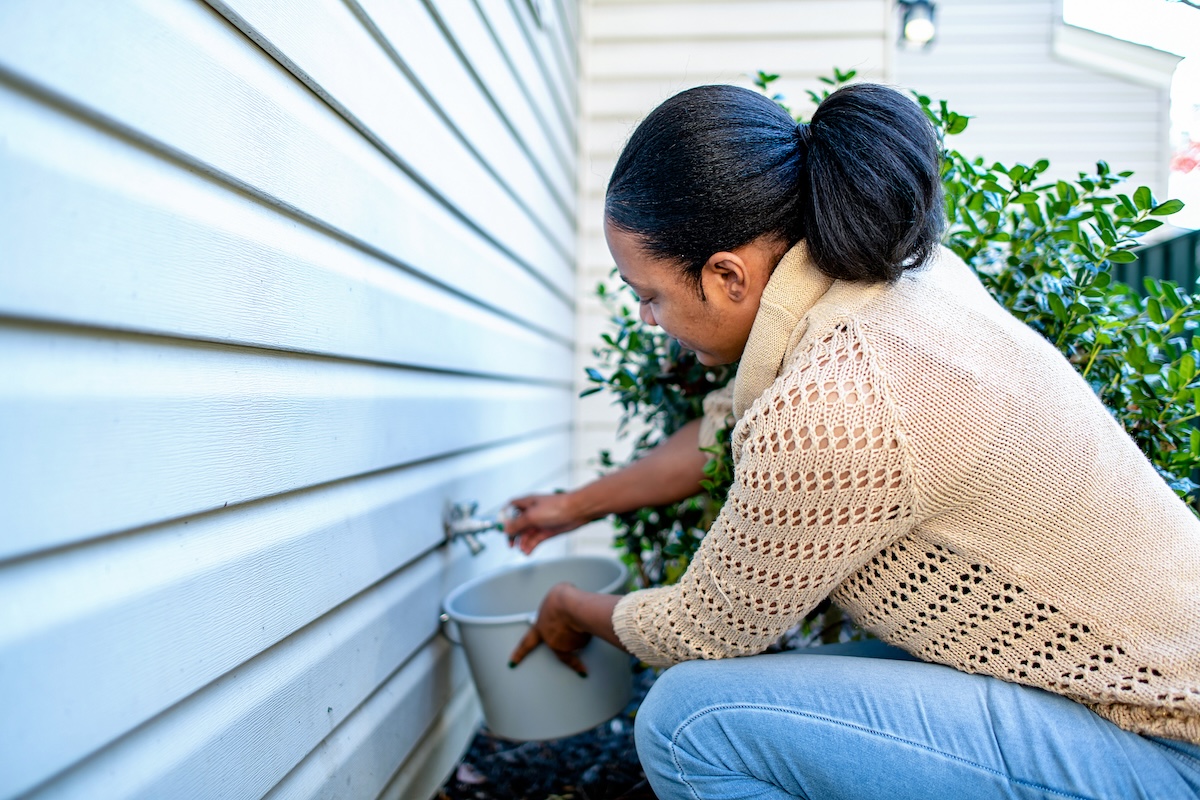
{"left": 437, "top": 625, "right": 844, "bottom": 800}
{"left": 437, "top": 662, "right": 660, "bottom": 800}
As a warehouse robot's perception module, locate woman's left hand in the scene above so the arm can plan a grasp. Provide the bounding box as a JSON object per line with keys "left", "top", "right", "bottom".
{"left": 509, "top": 582, "right": 592, "bottom": 676}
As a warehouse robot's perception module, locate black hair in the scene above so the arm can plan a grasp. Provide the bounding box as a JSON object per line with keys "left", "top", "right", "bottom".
{"left": 605, "top": 83, "right": 944, "bottom": 285}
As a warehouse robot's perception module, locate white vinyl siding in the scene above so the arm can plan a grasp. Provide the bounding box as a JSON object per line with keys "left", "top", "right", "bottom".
{"left": 571, "top": 0, "right": 894, "bottom": 553}
{"left": 0, "top": 0, "right": 577, "bottom": 797}
{"left": 895, "top": 0, "right": 1177, "bottom": 197}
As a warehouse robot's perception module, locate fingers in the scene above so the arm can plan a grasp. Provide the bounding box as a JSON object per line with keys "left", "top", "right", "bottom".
{"left": 509, "top": 633, "right": 588, "bottom": 677}
{"left": 508, "top": 624, "right": 542, "bottom": 667}
{"left": 554, "top": 649, "right": 588, "bottom": 677}
{"left": 507, "top": 622, "right": 588, "bottom": 677}
{"left": 506, "top": 528, "right": 547, "bottom": 552}
{"left": 503, "top": 498, "right": 538, "bottom": 537}
{"left": 518, "top": 529, "right": 553, "bottom": 555}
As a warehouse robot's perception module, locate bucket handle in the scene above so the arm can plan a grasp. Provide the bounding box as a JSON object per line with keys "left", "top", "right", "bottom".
{"left": 439, "top": 613, "right": 462, "bottom": 646}
{"left": 439, "top": 611, "right": 539, "bottom": 646}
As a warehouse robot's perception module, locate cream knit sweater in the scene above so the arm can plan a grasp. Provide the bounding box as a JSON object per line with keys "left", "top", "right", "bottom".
{"left": 611, "top": 241, "right": 1200, "bottom": 743}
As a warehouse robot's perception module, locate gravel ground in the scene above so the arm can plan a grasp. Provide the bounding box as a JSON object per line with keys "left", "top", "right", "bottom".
{"left": 436, "top": 662, "right": 659, "bottom": 800}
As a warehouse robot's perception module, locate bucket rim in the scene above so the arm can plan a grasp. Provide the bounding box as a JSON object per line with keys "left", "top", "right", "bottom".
{"left": 442, "top": 554, "right": 627, "bottom": 626}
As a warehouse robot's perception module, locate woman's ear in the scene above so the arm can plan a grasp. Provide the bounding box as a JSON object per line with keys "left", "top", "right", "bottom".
{"left": 701, "top": 252, "right": 750, "bottom": 303}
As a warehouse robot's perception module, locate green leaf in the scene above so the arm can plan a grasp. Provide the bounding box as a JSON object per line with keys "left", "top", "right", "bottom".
{"left": 947, "top": 114, "right": 969, "bottom": 134}
{"left": 1128, "top": 344, "right": 1148, "bottom": 370}
{"left": 1181, "top": 353, "right": 1196, "bottom": 384}
{"left": 1148, "top": 297, "right": 1166, "bottom": 325}
{"left": 1133, "top": 186, "right": 1154, "bottom": 211}
{"left": 1108, "top": 250, "right": 1138, "bottom": 264}
{"left": 585, "top": 367, "right": 604, "bottom": 383}
{"left": 1012, "top": 192, "right": 1039, "bottom": 204}
{"left": 1048, "top": 292, "right": 1068, "bottom": 321}
{"left": 1132, "top": 219, "right": 1164, "bottom": 233}
{"left": 1150, "top": 199, "right": 1185, "bottom": 216}
{"left": 1165, "top": 284, "right": 1186, "bottom": 312}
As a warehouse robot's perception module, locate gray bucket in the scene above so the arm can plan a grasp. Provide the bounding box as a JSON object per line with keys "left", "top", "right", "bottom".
{"left": 442, "top": 555, "right": 632, "bottom": 741}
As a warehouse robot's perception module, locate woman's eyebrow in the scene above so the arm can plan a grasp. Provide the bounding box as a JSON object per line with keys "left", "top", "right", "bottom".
{"left": 619, "top": 274, "right": 647, "bottom": 293}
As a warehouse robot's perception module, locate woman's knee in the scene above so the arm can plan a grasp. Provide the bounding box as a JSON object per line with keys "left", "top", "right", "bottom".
{"left": 636, "top": 660, "right": 708, "bottom": 740}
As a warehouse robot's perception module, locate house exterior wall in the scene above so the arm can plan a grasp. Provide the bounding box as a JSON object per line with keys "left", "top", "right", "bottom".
{"left": 0, "top": 1, "right": 577, "bottom": 797}
{"left": 570, "top": 0, "right": 894, "bottom": 554}
{"left": 895, "top": 0, "right": 1178, "bottom": 198}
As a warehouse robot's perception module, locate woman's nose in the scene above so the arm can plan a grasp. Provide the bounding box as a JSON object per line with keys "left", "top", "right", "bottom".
{"left": 639, "top": 304, "right": 657, "bottom": 327}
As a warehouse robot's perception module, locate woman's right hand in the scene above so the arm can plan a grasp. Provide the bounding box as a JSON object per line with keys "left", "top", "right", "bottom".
{"left": 504, "top": 493, "right": 590, "bottom": 555}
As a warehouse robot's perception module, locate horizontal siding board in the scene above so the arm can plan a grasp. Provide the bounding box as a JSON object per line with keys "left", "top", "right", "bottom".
{"left": 0, "top": 83, "right": 573, "bottom": 374}
{"left": 895, "top": 83, "right": 1157, "bottom": 103}
{"left": 896, "top": 0, "right": 1171, "bottom": 196}
{"left": 22, "top": 546, "right": 521, "bottom": 800}
{"left": 264, "top": 639, "right": 471, "bottom": 800}
{"left": 354, "top": 0, "right": 574, "bottom": 213}
{"left": 506, "top": 0, "right": 578, "bottom": 112}
{"left": 539, "top": 0, "right": 580, "bottom": 93}
{"left": 582, "top": 74, "right": 842, "bottom": 120}
{"left": 425, "top": 0, "right": 575, "bottom": 181}
{"left": 899, "top": 99, "right": 1164, "bottom": 121}
{"left": 586, "top": 37, "right": 888, "bottom": 79}
{"left": 474, "top": 0, "right": 577, "bottom": 141}
{"left": 0, "top": 0, "right": 574, "bottom": 305}
{"left": 928, "top": 119, "right": 1164, "bottom": 139}
{"left": 898, "top": 61, "right": 1165, "bottom": 83}
{"left": 208, "top": 0, "right": 574, "bottom": 258}
{"left": 4, "top": 0, "right": 580, "bottom": 795}
{"left": 3, "top": 435, "right": 567, "bottom": 797}
{"left": 588, "top": 1, "right": 887, "bottom": 39}
{"left": 0, "top": 324, "right": 572, "bottom": 557}
{"left": 378, "top": 679, "right": 482, "bottom": 800}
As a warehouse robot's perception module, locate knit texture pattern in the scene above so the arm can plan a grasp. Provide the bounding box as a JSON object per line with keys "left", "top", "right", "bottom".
{"left": 612, "top": 242, "right": 1200, "bottom": 744}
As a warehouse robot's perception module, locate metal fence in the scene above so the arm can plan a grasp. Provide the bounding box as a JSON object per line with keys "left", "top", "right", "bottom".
{"left": 1118, "top": 227, "right": 1200, "bottom": 294}
{"left": 1120, "top": 227, "right": 1200, "bottom": 510}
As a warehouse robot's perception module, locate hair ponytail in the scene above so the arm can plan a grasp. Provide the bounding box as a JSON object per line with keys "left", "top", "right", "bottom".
{"left": 804, "top": 84, "right": 943, "bottom": 281}
{"left": 605, "top": 82, "right": 942, "bottom": 286}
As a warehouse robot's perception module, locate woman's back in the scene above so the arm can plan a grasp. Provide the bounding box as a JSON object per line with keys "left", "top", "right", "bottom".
{"left": 779, "top": 247, "right": 1200, "bottom": 741}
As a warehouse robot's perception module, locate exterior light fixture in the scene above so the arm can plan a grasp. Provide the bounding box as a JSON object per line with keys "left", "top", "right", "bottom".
{"left": 898, "top": 0, "right": 937, "bottom": 49}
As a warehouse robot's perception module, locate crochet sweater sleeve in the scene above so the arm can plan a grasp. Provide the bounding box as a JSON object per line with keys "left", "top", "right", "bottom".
{"left": 612, "top": 322, "right": 920, "bottom": 667}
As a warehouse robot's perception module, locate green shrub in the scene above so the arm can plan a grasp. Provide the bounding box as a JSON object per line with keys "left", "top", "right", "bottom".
{"left": 583, "top": 70, "right": 1196, "bottom": 644}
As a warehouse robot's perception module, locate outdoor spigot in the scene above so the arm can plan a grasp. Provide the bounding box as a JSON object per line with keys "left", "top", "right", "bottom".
{"left": 444, "top": 501, "right": 510, "bottom": 556}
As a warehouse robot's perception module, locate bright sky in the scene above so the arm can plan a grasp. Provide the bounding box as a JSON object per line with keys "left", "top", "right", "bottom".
{"left": 1064, "top": 0, "right": 1200, "bottom": 227}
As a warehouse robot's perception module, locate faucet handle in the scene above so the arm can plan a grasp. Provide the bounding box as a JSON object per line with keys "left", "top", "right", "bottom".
{"left": 446, "top": 500, "right": 478, "bottom": 523}
{"left": 443, "top": 500, "right": 499, "bottom": 556}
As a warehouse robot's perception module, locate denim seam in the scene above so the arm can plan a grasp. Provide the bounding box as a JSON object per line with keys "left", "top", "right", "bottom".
{"left": 667, "top": 703, "right": 1098, "bottom": 800}
{"left": 1147, "top": 738, "right": 1200, "bottom": 775}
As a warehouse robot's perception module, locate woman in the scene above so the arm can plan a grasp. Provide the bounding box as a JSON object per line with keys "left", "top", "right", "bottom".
{"left": 505, "top": 83, "right": 1200, "bottom": 798}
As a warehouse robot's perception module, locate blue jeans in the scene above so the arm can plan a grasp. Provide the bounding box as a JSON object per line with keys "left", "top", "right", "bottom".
{"left": 635, "top": 641, "right": 1200, "bottom": 799}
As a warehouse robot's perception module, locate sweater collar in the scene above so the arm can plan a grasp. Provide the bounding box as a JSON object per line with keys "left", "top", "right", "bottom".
{"left": 732, "top": 240, "right": 835, "bottom": 418}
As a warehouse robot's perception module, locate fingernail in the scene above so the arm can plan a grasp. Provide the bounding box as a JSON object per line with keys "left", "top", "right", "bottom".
{"left": 508, "top": 661, "right": 516, "bottom": 669}
{"left": 577, "top": 671, "right": 588, "bottom": 679}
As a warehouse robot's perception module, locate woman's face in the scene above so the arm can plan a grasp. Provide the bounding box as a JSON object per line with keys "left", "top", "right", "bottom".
{"left": 604, "top": 220, "right": 776, "bottom": 366}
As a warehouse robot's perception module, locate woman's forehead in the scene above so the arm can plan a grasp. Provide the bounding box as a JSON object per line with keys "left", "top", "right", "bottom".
{"left": 605, "top": 223, "right": 663, "bottom": 286}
